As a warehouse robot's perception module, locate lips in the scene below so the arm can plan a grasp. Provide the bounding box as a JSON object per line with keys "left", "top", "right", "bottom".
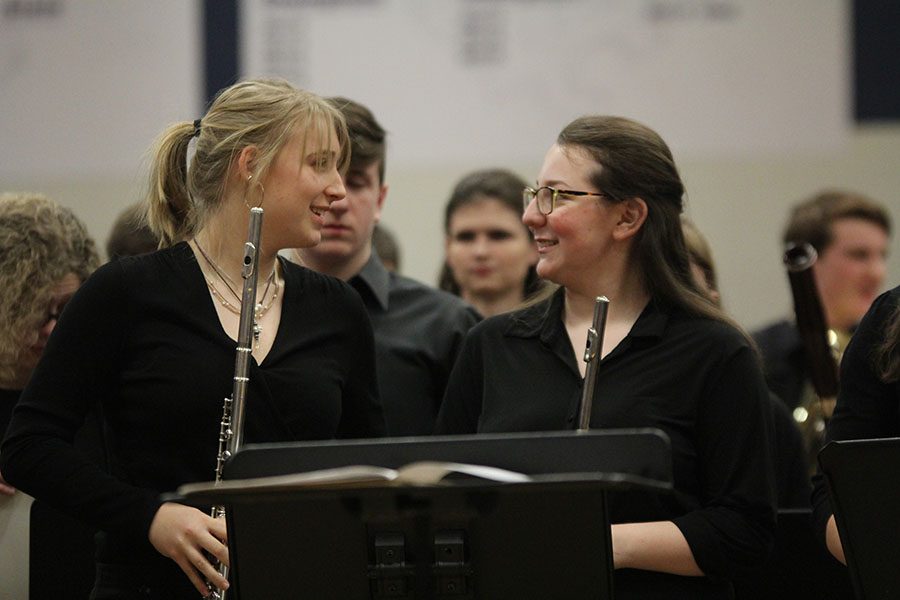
{"left": 535, "top": 238, "right": 558, "bottom": 252}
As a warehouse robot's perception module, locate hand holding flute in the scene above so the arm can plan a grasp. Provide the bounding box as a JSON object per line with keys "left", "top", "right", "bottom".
{"left": 149, "top": 502, "right": 230, "bottom": 595}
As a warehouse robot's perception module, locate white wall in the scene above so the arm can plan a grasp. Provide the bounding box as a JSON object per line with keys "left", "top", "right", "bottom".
{"left": 380, "top": 123, "right": 900, "bottom": 332}
{"left": 2, "top": 0, "right": 898, "bottom": 334}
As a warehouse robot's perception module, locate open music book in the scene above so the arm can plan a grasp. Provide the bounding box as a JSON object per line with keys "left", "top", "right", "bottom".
{"left": 178, "top": 461, "right": 531, "bottom": 496}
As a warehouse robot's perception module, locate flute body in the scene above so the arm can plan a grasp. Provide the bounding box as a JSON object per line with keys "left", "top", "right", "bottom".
{"left": 577, "top": 296, "right": 610, "bottom": 431}
{"left": 208, "top": 206, "right": 264, "bottom": 600}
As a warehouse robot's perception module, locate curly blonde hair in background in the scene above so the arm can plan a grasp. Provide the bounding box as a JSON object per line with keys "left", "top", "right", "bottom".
{"left": 0, "top": 193, "right": 100, "bottom": 384}
{"left": 145, "top": 78, "right": 350, "bottom": 247}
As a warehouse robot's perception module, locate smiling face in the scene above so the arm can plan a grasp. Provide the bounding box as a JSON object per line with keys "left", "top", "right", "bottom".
{"left": 814, "top": 217, "right": 889, "bottom": 331}
{"left": 260, "top": 124, "right": 347, "bottom": 251}
{"left": 445, "top": 197, "right": 537, "bottom": 302}
{"left": 523, "top": 144, "right": 621, "bottom": 289}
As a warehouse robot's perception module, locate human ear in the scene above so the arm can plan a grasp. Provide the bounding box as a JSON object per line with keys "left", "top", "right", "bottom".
{"left": 235, "top": 145, "right": 259, "bottom": 181}
{"left": 613, "top": 197, "right": 648, "bottom": 241}
{"left": 374, "top": 184, "right": 389, "bottom": 223}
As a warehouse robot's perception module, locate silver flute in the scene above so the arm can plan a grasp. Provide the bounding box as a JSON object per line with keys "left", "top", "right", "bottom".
{"left": 577, "top": 296, "right": 609, "bottom": 432}
{"left": 208, "top": 206, "right": 264, "bottom": 600}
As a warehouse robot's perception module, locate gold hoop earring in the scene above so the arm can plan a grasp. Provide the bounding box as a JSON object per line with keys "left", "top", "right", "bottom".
{"left": 243, "top": 175, "right": 265, "bottom": 209}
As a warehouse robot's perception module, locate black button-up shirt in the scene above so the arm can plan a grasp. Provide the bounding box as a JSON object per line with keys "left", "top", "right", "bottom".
{"left": 436, "top": 288, "right": 776, "bottom": 594}
{"left": 350, "top": 253, "right": 480, "bottom": 436}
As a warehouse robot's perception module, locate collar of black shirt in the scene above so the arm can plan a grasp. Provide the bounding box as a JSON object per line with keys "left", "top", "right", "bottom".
{"left": 505, "top": 287, "right": 669, "bottom": 346}
{"left": 349, "top": 252, "right": 391, "bottom": 311}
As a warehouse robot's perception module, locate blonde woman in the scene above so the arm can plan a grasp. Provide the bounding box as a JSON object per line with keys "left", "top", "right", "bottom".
{"left": 2, "top": 80, "right": 385, "bottom": 598}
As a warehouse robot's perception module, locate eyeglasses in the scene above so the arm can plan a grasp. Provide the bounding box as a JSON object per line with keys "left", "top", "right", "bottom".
{"left": 522, "top": 186, "right": 607, "bottom": 215}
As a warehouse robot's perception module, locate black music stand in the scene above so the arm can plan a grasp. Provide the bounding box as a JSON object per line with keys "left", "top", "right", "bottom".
{"left": 179, "top": 429, "right": 673, "bottom": 600}
{"left": 818, "top": 438, "right": 900, "bottom": 600}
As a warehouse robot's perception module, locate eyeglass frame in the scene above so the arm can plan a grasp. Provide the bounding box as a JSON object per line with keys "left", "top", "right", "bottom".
{"left": 522, "top": 185, "right": 608, "bottom": 215}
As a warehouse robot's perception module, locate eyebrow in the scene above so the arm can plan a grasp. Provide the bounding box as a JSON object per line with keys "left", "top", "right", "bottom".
{"left": 537, "top": 180, "right": 571, "bottom": 188}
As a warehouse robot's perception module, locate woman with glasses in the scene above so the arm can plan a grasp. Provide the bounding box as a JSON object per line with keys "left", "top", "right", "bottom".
{"left": 438, "top": 168, "right": 542, "bottom": 318}
{"left": 0, "top": 192, "right": 101, "bottom": 597}
{"left": 2, "top": 79, "right": 385, "bottom": 599}
{"left": 435, "top": 116, "right": 775, "bottom": 599}
{"left": 0, "top": 193, "right": 99, "bottom": 451}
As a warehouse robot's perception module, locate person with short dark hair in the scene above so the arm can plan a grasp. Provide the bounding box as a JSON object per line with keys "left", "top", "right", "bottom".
{"left": 753, "top": 190, "right": 891, "bottom": 411}
{"left": 293, "top": 97, "right": 479, "bottom": 437}
{"left": 436, "top": 116, "right": 775, "bottom": 598}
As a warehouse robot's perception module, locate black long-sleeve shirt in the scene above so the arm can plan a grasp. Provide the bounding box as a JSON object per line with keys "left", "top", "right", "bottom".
{"left": 435, "top": 288, "right": 776, "bottom": 598}
{"left": 349, "top": 253, "right": 480, "bottom": 436}
{"left": 811, "top": 285, "right": 900, "bottom": 544}
{"left": 1, "top": 243, "right": 384, "bottom": 571}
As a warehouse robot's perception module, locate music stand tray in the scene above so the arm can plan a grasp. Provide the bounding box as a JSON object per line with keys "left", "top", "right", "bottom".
{"left": 818, "top": 437, "right": 900, "bottom": 600}
{"left": 179, "top": 429, "right": 673, "bottom": 600}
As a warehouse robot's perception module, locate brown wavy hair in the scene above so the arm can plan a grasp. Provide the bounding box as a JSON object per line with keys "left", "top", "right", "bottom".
{"left": 0, "top": 193, "right": 99, "bottom": 384}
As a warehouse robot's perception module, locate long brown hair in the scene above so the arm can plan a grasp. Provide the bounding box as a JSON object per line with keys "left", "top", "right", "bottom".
{"left": 875, "top": 299, "right": 900, "bottom": 383}
{"left": 557, "top": 116, "right": 741, "bottom": 332}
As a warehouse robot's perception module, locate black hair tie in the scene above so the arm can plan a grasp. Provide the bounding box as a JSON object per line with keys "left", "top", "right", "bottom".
{"left": 192, "top": 119, "right": 202, "bottom": 138}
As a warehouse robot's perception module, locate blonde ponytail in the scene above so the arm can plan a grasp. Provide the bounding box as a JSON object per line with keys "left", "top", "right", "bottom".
{"left": 143, "top": 79, "right": 350, "bottom": 249}
{"left": 145, "top": 121, "right": 196, "bottom": 247}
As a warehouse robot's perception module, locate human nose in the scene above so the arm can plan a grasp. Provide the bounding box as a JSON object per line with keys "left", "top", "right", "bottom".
{"left": 472, "top": 235, "right": 490, "bottom": 257}
{"left": 522, "top": 196, "right": 545, "bottom": 229}
{"left": 325, "top": 169, "right": 346, "bottom": 204}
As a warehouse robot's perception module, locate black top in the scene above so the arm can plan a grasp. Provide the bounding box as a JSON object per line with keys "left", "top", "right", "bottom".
{"left": 753, "top": 319, "right": 807, "bottom": 410}
{"left": 0, "top": 387, "right": 18, "bottom": 441}
{"left": 435, "top": 289, "right": 776, "bottom": 595}
{"left": 768, "top": 391, "right": 812, "bottom": 508}
{"left": 1, "top": 243, "right": 385, "bottom": 567}
{"left": 349, "top": 253, "right": 480, "bottom": 436}
{"left": 811, "top": 285, "right": 900, "bottom": 543}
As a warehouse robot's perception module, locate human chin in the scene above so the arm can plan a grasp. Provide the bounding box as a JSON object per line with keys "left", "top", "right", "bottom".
{"left": 313, "top": 237, "right": 356, "bottom": 257}
{"left": 289, "top": 225, "right": 321, "bottom": 249}
{"left": 534, "top": 256, "right": 560, "bottom": 283}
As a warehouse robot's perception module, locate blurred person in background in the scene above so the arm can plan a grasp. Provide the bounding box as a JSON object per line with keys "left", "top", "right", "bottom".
{"left": 106, "top": 202, "right": 160, "bottom": 261}
{"left": 0, "top": 191, "right": 101, "bottom": 598}
{"left": 753, "top": 190, "right": 891, "bottom": 412}
{"left": 439, "top": 168, "right": 542, "bottom": 318}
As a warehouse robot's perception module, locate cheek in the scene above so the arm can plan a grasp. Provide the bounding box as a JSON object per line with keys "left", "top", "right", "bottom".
{"left": 546, "top": 213, "right": 579, "bottom": 241}
{"left": 446, "top": 243, "right": 470, "bottom": 266}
